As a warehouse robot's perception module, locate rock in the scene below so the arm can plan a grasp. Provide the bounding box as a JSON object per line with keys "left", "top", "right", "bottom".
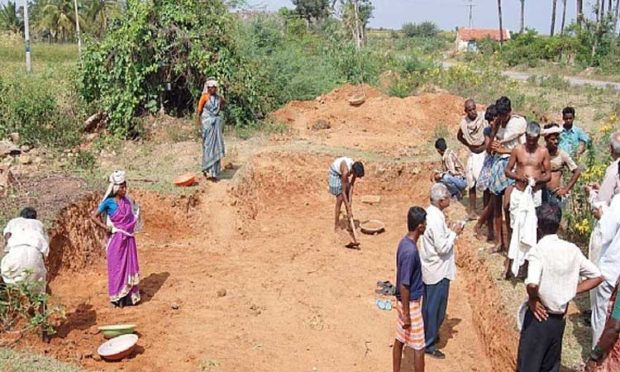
{"left": 93, "top": 354, "right": 102, "bottom": 361}
{"left": 84, "top": 112, "right": 107, "bottom": 133}
{"left": 0, "top": 141, "right": 20, "bottom": 157}
{"left": 171, "top": 303, "right": 180, "bottom": 310}
{"left": 18, "top": 155, "right": 32, "bottom": 165}
{"left": 20, "top": 145, "right": 31, "bottom": 152}
{"left": 217, "top": 288, "right": 227, "bottom": 297}
{"left": 310, "top": 119, "right": 331, "bottom": 131}
{"left": 33, "top": 157, "right": 43, "bottom": 165}
{"left": 84, "top": 352, "right": 93, "bottom": 359}
{"left": 9, "top": 133, "right": 19, "bottom": 144}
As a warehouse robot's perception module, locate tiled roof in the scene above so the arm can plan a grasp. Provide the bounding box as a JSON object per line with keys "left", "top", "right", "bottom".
{"left": 457, "top": 28, "right": 511, "bottom": 42}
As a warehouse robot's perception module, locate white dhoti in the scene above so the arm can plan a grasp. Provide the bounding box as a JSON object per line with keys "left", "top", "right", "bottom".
{"left": 1, "top": 244, "right": 47, "bottom": 292}
{"left": 591, "top": 280, "right": 614, "bottom": 347}
{"left": 466, "top": 151, "right": 487, "bottom": 189}
{"left": 508, "top": 186, "right": 540, "bottom": 276}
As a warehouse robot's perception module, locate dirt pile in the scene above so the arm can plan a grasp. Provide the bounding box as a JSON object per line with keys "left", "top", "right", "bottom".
{"left": 271, "top": 84, "right": 466, "bottom": 155}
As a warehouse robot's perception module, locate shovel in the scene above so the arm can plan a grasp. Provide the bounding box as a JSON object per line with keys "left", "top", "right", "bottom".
{"left": 346, "top": 208, "right": 360, "bottom": 249}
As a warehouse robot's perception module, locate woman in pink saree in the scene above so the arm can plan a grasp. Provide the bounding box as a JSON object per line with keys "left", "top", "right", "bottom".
{"left": 90, "top": 171, "right": 141, "bottom": 308}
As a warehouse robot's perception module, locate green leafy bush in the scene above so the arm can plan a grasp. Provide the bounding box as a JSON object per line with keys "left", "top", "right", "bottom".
{"left": 0, "top": 75, "right": 80, "bottom": 148}
{"left": 0, "top": 279, "right": 65, "bottom": 337}
{"left": 79, "top": 0, "right": 263, "bottom": 136}
{"left": 401, "top": 21, "right": 440, "bottom": 38}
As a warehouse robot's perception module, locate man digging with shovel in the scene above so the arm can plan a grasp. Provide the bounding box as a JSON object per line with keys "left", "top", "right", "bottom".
{"left": 328, "top": 157, "right": 365, "bottom": 248}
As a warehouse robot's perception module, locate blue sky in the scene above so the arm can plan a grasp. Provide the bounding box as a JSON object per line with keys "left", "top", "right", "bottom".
{"left": 249, "top": 0, "right": 601, "bottom": 34}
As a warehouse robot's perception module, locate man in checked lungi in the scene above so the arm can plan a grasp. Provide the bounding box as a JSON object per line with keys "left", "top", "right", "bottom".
{"left": 393, "top": 206, "right": 427, "bottom": 372}
{"left": 327, "top": 157, "right": 365, "bottom": 247}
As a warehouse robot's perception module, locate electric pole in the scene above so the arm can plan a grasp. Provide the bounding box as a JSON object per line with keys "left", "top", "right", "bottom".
{"left": 23, "top": 0, "right": 31, "bottom": 72}
{"left": 73, "top": 0, "right": 81, "bottom": 56}
{"left": 465, "top": 0, "right": 477, "bottom": 28}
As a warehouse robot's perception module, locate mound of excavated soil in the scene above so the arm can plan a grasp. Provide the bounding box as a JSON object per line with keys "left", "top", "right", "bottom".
{"left": 271, "top": 84, "right": 466, "bottom": 156}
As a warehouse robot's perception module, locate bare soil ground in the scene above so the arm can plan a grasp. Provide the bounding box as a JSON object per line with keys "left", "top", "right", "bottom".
{"left": 6, "top": 86, "right": 524, "bottom": 371}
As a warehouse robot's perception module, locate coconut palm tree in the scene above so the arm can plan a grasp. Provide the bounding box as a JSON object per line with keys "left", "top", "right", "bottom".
{"left": 85, "top": 0, "right": 120, "bottom": 37}
{"left": 34, "top": 0, "right": 82, "bottom": 42}
{"left": 0, "top": 1, "right": 23, "bottom": 34}
{"left": 560, "top": 0, "right": 567, "bottom": 34}
{"left": 519, "top": 0, "right": 525, "bottom": 32}
{"left": 550, "top": 0, "right": 557, "bottom": 36}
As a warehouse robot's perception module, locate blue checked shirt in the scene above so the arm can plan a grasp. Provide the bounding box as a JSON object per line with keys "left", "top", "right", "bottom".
{"left": 559, "top": 124, "right": 590, "bottom": 156}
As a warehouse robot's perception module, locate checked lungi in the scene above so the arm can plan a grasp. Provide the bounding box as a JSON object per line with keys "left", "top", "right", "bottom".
{"left": 328, "top": 168, "right": 343, "bottom": 196}
{"left": 395, "top": 299, "right": 425, "bottom": 350}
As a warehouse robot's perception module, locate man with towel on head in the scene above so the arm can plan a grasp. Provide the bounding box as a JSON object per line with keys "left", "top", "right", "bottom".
{"left": 504, "top": 122, "right": 551, "bottom": 279}
{"left": 457, "top": 99, "right": 489, "bottom": 220}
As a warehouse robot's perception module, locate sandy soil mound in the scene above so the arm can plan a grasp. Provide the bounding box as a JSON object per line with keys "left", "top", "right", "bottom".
{"left": 271, "top": 84, "right": 466, "bottom": 155}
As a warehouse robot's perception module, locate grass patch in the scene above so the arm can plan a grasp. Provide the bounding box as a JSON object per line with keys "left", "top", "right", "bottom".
{"left": 0, "top": 348, "right": 82, "bottom": 372}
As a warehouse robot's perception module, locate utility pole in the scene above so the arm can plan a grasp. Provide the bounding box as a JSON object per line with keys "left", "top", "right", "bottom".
{"left": 23, "top": 0, "right": 31, "bottom": 72}
{"left": 73, "top": 0, "right": 81, "bottom": 56}
{"left": 465, "top": 0, "right": 476, "bottom": 28}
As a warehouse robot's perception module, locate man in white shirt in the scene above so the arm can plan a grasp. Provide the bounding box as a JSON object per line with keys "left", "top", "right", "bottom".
{"left": 590, "top": 131, "right": 620, "bottom": 205}
{"left": 419, "top": 183, "right": 463, "bottom": 359}
{"left": 1, "top": 207, "right": 49, "bottom": 292}
{"left": 591, "top": 191, "right": 620, "bottom": 347}
{"left": 517, "top": 203, "right": 602, "bottom": 371}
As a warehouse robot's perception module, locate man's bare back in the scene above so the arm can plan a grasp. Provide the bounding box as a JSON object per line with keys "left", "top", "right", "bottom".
{"left": 506, "top": 144, "right": 551, "bottom": 192}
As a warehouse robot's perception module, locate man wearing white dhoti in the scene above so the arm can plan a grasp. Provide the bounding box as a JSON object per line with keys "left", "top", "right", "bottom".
{"left": 1, "top": 207, "right": 49, "bottom": 292}
{"left": 457, "top": 99, "right": 489, "bottom": 219}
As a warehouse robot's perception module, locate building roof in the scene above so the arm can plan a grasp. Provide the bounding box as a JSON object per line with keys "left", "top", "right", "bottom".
{"left": 456, "top": 28, "right": 511, "bottom": 42}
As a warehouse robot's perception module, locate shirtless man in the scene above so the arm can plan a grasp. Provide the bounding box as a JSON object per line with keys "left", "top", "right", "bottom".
{"left": 504, "top": 122, "right": 551, "bottom": 278}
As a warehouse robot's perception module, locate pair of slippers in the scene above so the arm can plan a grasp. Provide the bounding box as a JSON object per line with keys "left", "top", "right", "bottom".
{"left": 375, "top": 280, "right": 395, "bottom": 296}
{"left": 376, "top": 299, "right": 393, "bottom": 311}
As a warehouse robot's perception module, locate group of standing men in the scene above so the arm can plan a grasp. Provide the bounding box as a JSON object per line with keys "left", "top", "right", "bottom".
{"left": 390, "top": 96, "right": 620, "bottom": 371}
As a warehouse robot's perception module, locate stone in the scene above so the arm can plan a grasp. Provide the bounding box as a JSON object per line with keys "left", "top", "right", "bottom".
{"left": 0, "top": 141, "right": 20, "bottom": 157}
{"left": 33, "top": 157, "right": 43, "bottom": 165}
{"left": 20, "top": 145, "right": 31, "bottom": 152}
{"left": 217, "top": 288, "right": 227, "bottom": 297}
{"left": 9, "top": 133, "right": 19, "bottom": 143}
{"left": 93, "top": 354, "right": 102, "bottom": 361}
{"left": 171, "top": 303, "right": 180, "bottom": 310}
{"left": 310, "top": 119, "right": 331, "bottom": 131}
{"left": 18, "top": 155, "right": 32, "bottom": 165}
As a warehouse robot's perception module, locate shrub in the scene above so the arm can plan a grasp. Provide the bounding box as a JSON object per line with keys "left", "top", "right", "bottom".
{"left": 401, "top": 21, "right": 440, "bottom": 38}
{"left": 0, "top": 75, "right": 80, "bottom": 148}
{"left": 0, "top": 279, "right": 65, "bottom": 338}
{"left": 79, "top": 0, "right": 263, "bottom": 136}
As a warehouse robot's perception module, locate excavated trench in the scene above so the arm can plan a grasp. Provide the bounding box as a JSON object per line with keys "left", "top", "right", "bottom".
{"left": 27, "top": 153, "right": 517, "bottom": 370}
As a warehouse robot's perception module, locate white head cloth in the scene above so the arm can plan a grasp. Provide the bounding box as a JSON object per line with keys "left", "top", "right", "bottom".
{"left": 203, "top": 77, "right": 218, "bottom": 93}
{"left": 543, "top": 126, "right": 563, "bottom": 136}
{"left": 102, "top": 170, "right": 126, "bottom": 202}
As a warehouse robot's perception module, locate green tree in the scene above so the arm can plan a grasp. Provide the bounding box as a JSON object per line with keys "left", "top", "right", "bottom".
{"left": 401, "top": 21, "right": 439, "bottom": 38}
{"left": 84, "top": 0, "right": 120, "bottom": 38}
{"left": 291, "top": 0, "right": 330, "bottom": 25}
{"left": 0, "top": 1, "right": 23, "bottom": 34}
{"left": 32, "top": 0, "right": 82, "bottom": 42}
{"left": 80, "top": 0, "right": 263, "bottom": 135}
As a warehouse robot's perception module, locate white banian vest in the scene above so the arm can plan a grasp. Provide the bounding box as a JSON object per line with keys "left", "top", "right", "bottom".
{"left": 331, "top": 157, "right": 354, "bottom": 175}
